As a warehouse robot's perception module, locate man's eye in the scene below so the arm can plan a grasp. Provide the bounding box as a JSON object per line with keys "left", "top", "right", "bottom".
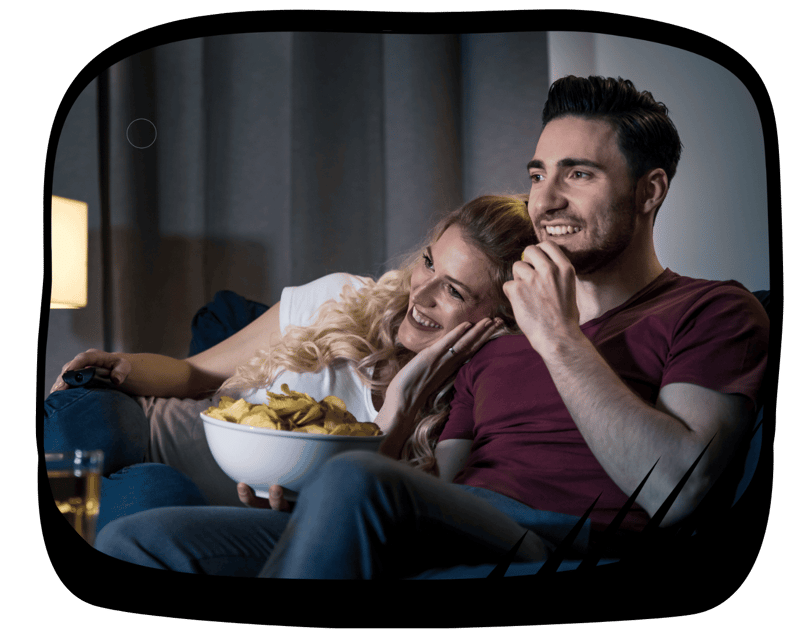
{"left": 529, "top": 173, "right": 543, "bottom": 183}
{"left": 572, "top": 171, "right": 589, "bottom": 179}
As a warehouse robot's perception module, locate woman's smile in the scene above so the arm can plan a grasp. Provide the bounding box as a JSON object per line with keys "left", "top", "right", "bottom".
{"left": 408, "top": 306, "right": 443, "bottom": 330}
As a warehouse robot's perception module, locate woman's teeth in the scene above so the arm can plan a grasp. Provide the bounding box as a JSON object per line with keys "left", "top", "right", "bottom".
{"left": 412, "top": 307, "right": 442, "bottom": 329}
{"left": 546, "top": 225, "right": 582, "bottom": 236}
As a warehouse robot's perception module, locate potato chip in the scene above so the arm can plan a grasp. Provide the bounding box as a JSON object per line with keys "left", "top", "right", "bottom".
{"left": 241, "top": 412, "right": 281, "bottom": 429}
{"left": 353, "top": 422, "right": 382, "bottom": 436}
{"left": 250, "top": 405, "right": 283, "bottom": 426}
{"left": 320, "top": 395, "right": 347, "bottom": 411}
{"left": 322, "top": 399, "right": 356, "bottom": 425}
{"left": 268, "top": 396, "right": 314, "bottom": 416}
{"left": 330, "top": 422, "right": 382, "bottom": 437}
{"left": 328, "top": 423, "right": 354, "bottom": 436}
{"left": 295, "top": 423, "right": 330, "bottom": 435}
{"left": 289, "top": 403, "right": 324, "bottom": 425}
{"left": 206, "top": 386, "right": 382, "bottom": 437}
{"left": 218, "top": 398, "right": 252, "bottom": 423}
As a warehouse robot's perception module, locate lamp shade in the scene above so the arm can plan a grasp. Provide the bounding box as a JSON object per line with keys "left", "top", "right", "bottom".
{"left": 51, "top": 196, "right": 88, "bottom": 308}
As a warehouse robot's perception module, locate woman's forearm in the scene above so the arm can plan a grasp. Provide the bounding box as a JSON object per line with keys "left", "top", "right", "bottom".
{"left": 375, "top": 400, "right": 418, "bottom": 459}
{"left": 115, "top": 353, "right": 226, "bottom": 399}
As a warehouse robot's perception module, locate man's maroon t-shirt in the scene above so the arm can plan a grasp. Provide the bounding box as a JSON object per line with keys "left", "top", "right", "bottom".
{"left": 439, "top": 269, "right": 769, "bottom": 534}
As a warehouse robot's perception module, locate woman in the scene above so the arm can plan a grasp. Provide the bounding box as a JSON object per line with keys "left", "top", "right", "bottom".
{"left": 46, "top": 194, "right": 536, "bottom": 532}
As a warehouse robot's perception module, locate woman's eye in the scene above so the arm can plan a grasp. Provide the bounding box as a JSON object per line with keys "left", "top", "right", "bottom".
{"left": 422, "top": 253, "right": 434, "bottom": 270}
{"left": 447, "top": 284, "right": 464, "bottom": 301}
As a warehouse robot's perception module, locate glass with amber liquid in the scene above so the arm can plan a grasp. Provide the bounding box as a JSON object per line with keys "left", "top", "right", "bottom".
{"left": 46, "top": 450, "right": 103, "bottom": 546}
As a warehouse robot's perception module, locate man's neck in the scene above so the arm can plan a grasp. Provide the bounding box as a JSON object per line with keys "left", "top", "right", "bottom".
{"left": 575, "top": 250, "right": 664, "bottom": 324}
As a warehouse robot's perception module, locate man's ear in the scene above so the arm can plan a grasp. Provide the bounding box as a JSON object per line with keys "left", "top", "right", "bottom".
{"left": 637, "top": 168, "right": 669, "bottom": 217}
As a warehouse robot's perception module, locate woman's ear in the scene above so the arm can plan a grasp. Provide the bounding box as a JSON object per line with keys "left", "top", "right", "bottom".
{"left": 637, "top": 168, "right": 669, "bottom": 217}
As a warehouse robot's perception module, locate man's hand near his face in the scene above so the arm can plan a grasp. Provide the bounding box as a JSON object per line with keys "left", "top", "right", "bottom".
{"left": 503, "top": 239, "right": 584, "bottom": 357}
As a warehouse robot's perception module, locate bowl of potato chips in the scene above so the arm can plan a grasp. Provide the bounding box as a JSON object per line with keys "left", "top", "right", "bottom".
{"left": 200, "top": 384, "right": 384, "bottom": 498}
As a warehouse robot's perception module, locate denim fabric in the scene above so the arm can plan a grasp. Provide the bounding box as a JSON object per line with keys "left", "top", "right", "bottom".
{"left": 44, "top": 388, "right": 208, "bottom": 530}
{"left": 455, "top": 484, "right": 590, "bottom": 554}
{"left": 44, "top": 387, "right": 150, "bottom": 475}
{"left": 97, "top": 463, "right": 208, "bottom": 534}
{"left": 96, "top": 451, "right": 589, "bottom": 579}
{"left": 95, "top": 505, "right": 290, "bottom": 576}
{"left": 259, "top": 451, "right": 558, "bottom": 579}
{"left": 95, "top": 451, "right": 591, "bottom": 579}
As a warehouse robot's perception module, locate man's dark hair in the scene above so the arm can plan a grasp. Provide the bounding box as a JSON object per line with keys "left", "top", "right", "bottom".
{"left": 542, "top": 76, "right": 683, "bottom": 186}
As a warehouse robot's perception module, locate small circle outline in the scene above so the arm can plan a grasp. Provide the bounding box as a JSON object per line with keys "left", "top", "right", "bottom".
{"left": 126, "top": 118, "right": 157, "bottom": 149}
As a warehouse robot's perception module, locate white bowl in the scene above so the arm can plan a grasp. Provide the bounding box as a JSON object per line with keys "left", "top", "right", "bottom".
{"left": 200, "top": 412, "right": 384, "bottom": 498}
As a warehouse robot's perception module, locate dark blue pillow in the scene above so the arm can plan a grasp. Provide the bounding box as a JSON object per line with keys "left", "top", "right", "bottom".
{"left": 752, "top": 289, "right": 770, "bottom": 317}
{"left": 188, "top": 290, "right": 270, "bottom": 356}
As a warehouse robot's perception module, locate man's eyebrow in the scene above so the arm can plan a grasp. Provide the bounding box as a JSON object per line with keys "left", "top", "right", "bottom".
{"left": 526, "top": 158, "right": 605, "bottom": 171}
{"left": 559, "top": 158, "right": 604, "bottom": 170}
{"left": 427, "top": 246, "right": 479, "bottom": 300}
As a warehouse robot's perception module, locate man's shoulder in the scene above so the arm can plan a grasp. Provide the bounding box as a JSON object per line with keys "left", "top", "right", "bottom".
{"left": 592, "top": 270, "right": 768, "bottom": 347}
{"left": 479, "top": 333, "right": 535, "bottom": 355}
{"left": 641, "top": 270, "right": 765, "bottom": 315}
{"left": 620, "top": 270, "right": 769, "bottom": 345}
{"left": 460, "top": 333, "right": 545, "bottom": 381}
{"left": 655, "top": 269, "right": 749, "bottom": 294}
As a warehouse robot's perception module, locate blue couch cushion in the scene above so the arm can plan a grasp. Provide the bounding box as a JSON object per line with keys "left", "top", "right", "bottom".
{"left": 188, "top": 290, "right": 270, "bottom": 356}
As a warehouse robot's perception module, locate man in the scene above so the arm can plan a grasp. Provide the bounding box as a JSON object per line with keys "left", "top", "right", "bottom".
{"left": 436, "top": 76, "right": 767, "bottom": 539}
{"left": 96, "top": 76, "right": 768, "bottom": 578}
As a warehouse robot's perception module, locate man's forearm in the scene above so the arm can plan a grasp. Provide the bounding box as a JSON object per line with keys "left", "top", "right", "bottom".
{"left": 535, "top": 333, "right": 711, "bottom": 525}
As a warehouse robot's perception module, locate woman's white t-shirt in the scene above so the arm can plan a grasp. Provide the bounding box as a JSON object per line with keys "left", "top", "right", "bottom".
{"left": 240, "top": 272, "right": 379, "bottom": 423}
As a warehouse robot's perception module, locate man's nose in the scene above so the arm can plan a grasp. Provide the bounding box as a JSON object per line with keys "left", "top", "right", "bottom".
{"left": 532, "top": 177, "right": 567, "bottom": 217}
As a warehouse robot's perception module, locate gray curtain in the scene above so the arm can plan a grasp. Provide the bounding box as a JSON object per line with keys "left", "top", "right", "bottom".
{"left": 46, "top": 32, "right": 547, "bottom": 396}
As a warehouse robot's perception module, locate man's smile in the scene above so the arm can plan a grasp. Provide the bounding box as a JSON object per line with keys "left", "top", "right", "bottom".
{"left": 544, "top": 225, "right": 583, "bottom": 236}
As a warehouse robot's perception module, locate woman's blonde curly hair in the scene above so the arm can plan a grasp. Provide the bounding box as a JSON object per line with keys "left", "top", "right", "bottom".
{"left": 218, "top": 194, "right": 536, "bottom": 474}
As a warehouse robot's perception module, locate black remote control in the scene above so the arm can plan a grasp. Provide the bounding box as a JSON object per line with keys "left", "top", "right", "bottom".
{"left": 62, "top": 367, "right": 115, "bottom": 389}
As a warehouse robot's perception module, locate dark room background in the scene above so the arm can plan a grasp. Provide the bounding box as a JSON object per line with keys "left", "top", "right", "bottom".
{"left": 46, "top": 32, "right": 547, "bottom": 392}
{"left": 45, "top": 30, "right": 770, "bottom": 397}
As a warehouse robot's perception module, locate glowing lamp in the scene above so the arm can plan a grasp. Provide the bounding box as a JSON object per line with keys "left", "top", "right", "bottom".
{"left": 50, "top": 196, "right": 88, "bottom": 308}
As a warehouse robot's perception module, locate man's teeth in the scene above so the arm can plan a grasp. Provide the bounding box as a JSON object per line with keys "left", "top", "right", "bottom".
{"left": 412, "top": 307, "right": 442, "bottom": 329}
{"left": 545, "top": 225, "right": 582, "bottom": 236}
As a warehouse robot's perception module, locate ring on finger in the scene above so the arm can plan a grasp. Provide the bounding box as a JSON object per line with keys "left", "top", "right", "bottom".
{"left": 448, "top": 346, "right": 456, "bottom": 356}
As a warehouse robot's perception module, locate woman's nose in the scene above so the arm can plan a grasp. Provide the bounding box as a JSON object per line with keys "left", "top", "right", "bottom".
{"left": 412, "top": 278, "right": 437, "bottom": 307}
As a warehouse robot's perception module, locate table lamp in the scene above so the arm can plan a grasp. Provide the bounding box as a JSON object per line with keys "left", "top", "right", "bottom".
{"left": 50, "top": 196, "right": 88, "bottom": 308}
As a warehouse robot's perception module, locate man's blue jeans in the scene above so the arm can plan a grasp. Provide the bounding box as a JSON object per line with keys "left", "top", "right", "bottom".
{"left": 44, "top": 387, "right": 208, "bottom": 533}
{"left": 96, "top": 451, "right": 590, "bottom": 578}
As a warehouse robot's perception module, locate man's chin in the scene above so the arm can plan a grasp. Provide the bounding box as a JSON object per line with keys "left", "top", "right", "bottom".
{"left": 555, "top": 245, "right": 586, "bottom": 270}
{"left": 562, "top": 246, "right": 612, "bottom": 276}
{"left": 569, "top": 249, "right": 630, "bottom": 276}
